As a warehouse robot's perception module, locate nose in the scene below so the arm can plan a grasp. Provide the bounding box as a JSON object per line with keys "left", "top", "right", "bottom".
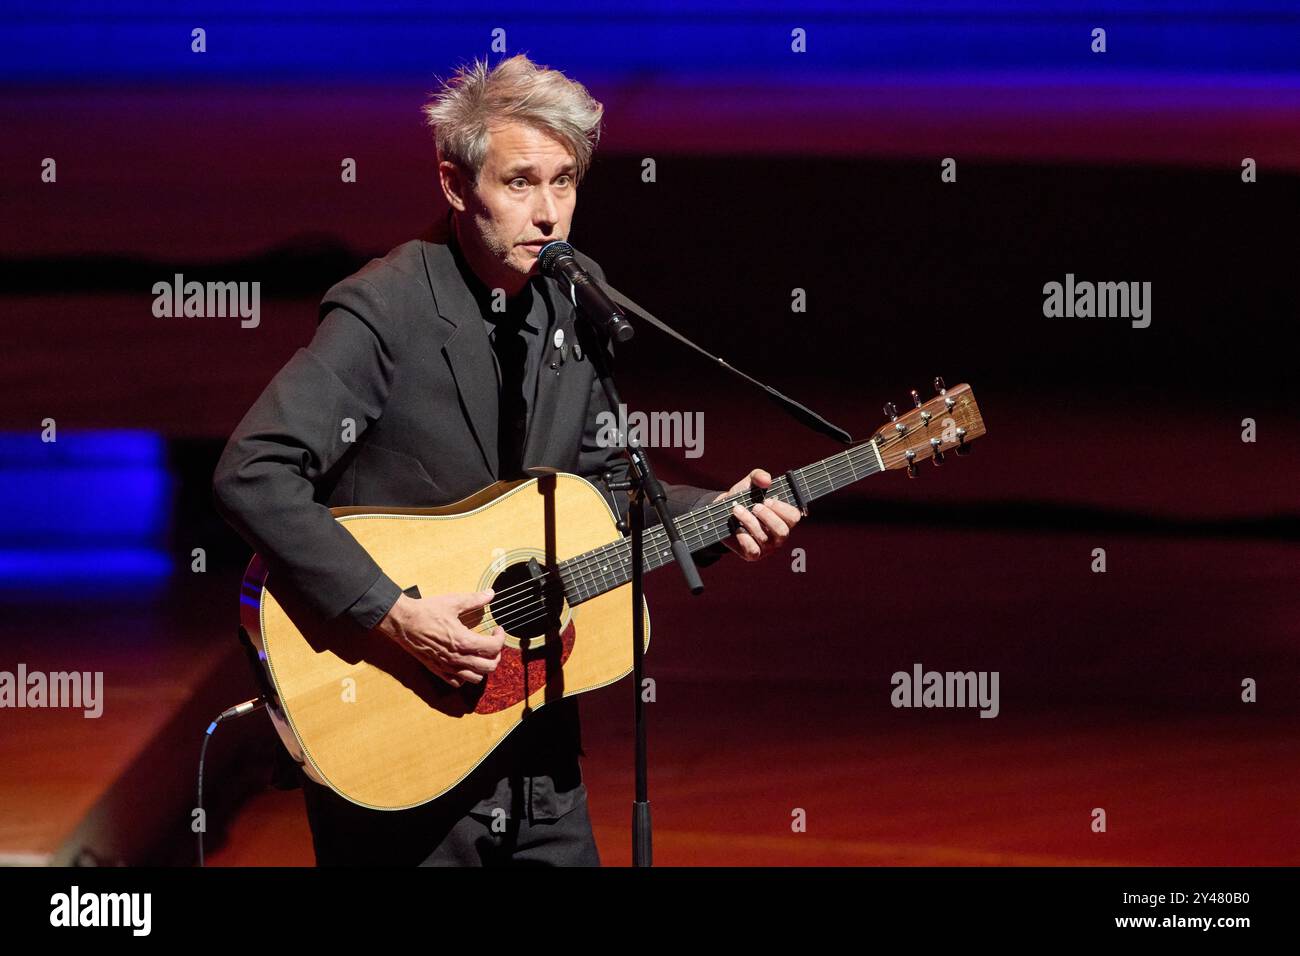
{"left": 533, "top": 185, "right": 559, "bottom": 229}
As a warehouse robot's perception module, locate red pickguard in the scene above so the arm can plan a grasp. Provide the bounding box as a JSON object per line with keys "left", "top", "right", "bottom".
{"left": 473, "top": 618, "right": 578, "bottom": 714}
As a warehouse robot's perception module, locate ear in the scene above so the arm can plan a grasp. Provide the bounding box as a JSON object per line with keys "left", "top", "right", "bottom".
{"left": 438, "top": 160, "right": 470, "bottom": 212}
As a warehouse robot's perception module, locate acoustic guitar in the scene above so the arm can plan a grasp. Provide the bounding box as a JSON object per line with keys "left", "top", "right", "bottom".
{"left": 240, "top": 381, "right": 987, "bottom": 809}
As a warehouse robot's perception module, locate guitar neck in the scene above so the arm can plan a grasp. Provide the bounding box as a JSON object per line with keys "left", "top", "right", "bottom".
{"left": 560, "top": 440, "right": 884, "bottom": 605}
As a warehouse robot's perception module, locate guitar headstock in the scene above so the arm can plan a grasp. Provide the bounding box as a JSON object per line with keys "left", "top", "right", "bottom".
{"left": 869, "top": 378, "right": 987, "bottom": 476}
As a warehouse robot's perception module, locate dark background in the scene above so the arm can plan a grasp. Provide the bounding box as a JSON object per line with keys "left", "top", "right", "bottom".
{"left": 1, "top": 2, "right": 1296, "bottom": 866}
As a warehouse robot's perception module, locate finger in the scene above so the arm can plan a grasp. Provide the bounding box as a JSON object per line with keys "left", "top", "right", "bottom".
{"left": 753, "top": 503, "right": 790, "bottom": 542}
{"left": 456, "top": 668, "right": 484, "bottom": 685}
{"left": 732, "top": 504, "right": 768, "bottom": 545}
{"left": 460, "top": 648, "right": 501, "bottom": 677}
{"left": 749, "top": 468, "right": 772, "bottom": 488}
{"left": 725, "top": 532, "right": 761, "bottom": 560}
{"left": 450, "top": 634, "right": 506, "bottom": 673}
{"left": 477, "top": 623, "right": 506, "bottom": 650}
{"left": 454, "top": 622, "right": 506, "bottom": 658}
{"left": 456, "top": 588, "right": 495, "bottom": 612}
{"left": 763, "top": 499, "right": 802, "bottom": 525}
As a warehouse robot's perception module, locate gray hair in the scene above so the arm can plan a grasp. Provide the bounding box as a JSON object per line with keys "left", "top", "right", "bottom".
{"left": 422, "top": 54, "right": 604, "bottom": 184}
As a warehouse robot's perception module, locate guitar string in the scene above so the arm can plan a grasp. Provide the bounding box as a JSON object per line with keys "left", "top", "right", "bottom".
{"left": 443, "top": 414, "right": 966, "bottom": 628}
{"left": 459, "top": 450, "right": 881, "bottom": 625}
{"left": 456, "top": 484, "right": 801, "bottom": 632}
{"left": 455, "top": 449, "right": 895, "bottom": 633}
{"left": 453, "top": 430, "right": 937, "bottom": 627}
{"left": 453, "top": 426, "right": 940, "bottom": 630}
{"left": 480, "top": 469, "right": 844, "bottom": 636}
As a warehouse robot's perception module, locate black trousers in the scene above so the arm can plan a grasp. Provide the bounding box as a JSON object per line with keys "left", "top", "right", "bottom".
{"left": 299, "top": 772, "right": 601, "bottom": 867}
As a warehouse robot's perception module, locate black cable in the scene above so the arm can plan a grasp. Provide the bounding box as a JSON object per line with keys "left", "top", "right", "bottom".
{"left": 196, "top": 697, "right": 267, "bottom": 867}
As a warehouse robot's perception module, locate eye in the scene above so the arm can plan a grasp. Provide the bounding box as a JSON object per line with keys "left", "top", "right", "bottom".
{"left": 555, "top": 174, "right": 573, "bottom": 187}
{"left": 509, "top": 177, "right": 529, "bottom": 189}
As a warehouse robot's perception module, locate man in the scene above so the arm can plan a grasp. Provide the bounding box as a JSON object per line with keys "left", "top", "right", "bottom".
{"left": 212, "top": 54, "right": 802, "bottom": 866}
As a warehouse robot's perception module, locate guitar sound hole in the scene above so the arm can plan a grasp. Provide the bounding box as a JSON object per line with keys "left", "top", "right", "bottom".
{"left": 487, "top": 562, "right": 565, "bottom": 642}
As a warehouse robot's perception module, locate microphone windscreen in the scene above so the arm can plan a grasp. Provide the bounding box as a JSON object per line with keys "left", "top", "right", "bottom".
{"left": 537, "top": 240, "right": 575, "bottom": 278}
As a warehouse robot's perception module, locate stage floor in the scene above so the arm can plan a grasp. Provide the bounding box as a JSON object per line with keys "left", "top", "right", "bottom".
{"left": 203, "top": 521, "right": 1299, "bottom": 866}
{"left": 4, "top": 472, "right": 1297, "bottom": 866}
{"left": 205, "top": 686, "right": 1297, "bottom": 867}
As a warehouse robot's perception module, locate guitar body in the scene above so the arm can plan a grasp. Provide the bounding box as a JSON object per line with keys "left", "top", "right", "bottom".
{"left": 240, "top": 472, "right": 649, "bottom": 811}
{"left": 236, "top": 381, "right": 988, "bottom": 814}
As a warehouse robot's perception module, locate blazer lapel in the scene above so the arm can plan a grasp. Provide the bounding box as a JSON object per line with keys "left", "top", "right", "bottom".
{"left": 421, "top": 240, "right": 498, "bottom": 477}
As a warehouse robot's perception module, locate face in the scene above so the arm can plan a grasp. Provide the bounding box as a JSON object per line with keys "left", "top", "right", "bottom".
{"left": 440, "top": 121, "right": 578, "bottom": 292}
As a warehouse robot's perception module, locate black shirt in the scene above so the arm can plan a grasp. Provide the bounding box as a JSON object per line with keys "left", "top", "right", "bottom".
{"left": 447, "top": 229, "right": 587, "bottom": 822}
{"left": 448, "top": 232, "right": 556, "bottom": 467}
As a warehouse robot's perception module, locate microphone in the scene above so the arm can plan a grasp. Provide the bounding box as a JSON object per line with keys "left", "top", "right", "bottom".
{"left": 537, "top": 241, "right": 634, "bottom": 343}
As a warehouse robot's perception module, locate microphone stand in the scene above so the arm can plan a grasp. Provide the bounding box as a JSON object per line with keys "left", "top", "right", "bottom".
{"left": 557, "top": 252, "right": 855, "bottom": 867}
{"left": 580, "top": 312, "right": 703, "bottom": 869}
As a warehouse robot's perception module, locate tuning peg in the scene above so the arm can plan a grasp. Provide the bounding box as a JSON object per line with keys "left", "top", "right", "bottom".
{"left": 930, "top": 437, "right": 944, "bottom": 465}
{"left": 933, "top": 376, "right": 946, "bottom": 395}
{"left": 904, "top": 449, "right": 919, "bottom": 478}
{"left": 910, "top": 389, "right": 922, "bottom": 408}
{"left": 883, "top": 401, "right": 898, "bottom": 421}
{"left": 954, "top": 427, "right": 971, "bottom": 456}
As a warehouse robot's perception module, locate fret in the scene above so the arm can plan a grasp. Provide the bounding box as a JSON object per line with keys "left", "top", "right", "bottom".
{"left": 559, "top": 444, "right": 882, "bottom": 605}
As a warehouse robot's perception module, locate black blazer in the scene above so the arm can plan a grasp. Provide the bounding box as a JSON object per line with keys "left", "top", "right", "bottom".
{"left": 212, "top": 237, "right": 724, "bottom": 633}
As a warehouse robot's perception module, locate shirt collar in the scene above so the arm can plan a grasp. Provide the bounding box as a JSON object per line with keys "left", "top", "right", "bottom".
{"left": 447, "top": 217, "right": 542, "bottom": 333}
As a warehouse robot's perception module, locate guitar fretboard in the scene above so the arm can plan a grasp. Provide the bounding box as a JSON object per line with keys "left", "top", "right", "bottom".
{"left": 559, "top": 440, "right": 884, "bottom": 605}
